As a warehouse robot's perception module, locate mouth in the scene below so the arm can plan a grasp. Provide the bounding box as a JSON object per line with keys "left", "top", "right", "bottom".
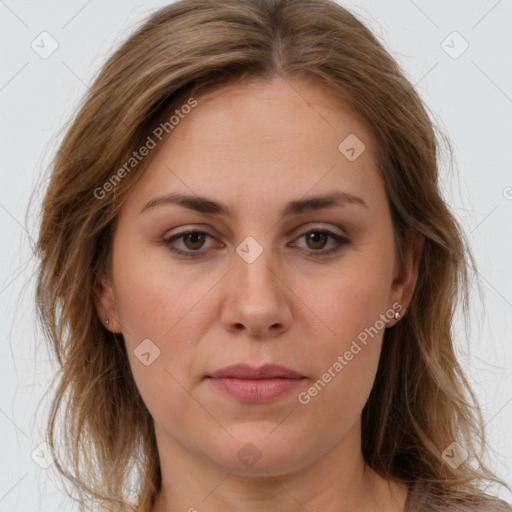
{"left": 205, "top": 364, "right": 307, "bottom": 404}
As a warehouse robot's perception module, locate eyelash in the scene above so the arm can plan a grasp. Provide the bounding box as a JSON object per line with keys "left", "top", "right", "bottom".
{"left": 163, "top": 228, "right": 349, "bottom": 259}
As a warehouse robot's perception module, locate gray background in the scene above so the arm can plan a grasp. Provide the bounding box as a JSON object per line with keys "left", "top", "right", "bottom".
{"left": 0, "top": 0, "right": 511, "bottom": 509}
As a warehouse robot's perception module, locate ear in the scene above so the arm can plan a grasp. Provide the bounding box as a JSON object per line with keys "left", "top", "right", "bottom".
{"left": 388, "top": 229, "right": 424, "bottom": 326}
{"left": 93, "top": 274, "right": 122, "bottom": 333}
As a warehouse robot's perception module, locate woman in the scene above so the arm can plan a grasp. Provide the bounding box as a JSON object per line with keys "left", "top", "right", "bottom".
{"left": 34, "top": 0, "right": 512, "bottom": 510}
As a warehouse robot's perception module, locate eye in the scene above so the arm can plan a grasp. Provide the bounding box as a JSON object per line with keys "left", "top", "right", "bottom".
{"left": 290, "top": 228, "right": 350, "bottom": 257}
{"left": 163, "top": 229, "right": 217, "bottom": 258}
{"left": 163, "top": 227, "right": 349, "bottom": 259}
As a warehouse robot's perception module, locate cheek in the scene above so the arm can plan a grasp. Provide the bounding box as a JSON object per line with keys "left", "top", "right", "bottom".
{"left": 111, "top": 235, "right": 198, "bottom": 341}
{"left": 111, "top": 261, "right": 202, "bottom": 428}
{"left": 298, "top": 249, "right": 393, "bottom": 415}
{"left": 311, "top": 253, "right": 393, "bottom": 340}
{"left": 298, "top": 283, "right": 386, "bottom": 430}
{"left": 110, "top": 239, "right": 220, "bottom": 401}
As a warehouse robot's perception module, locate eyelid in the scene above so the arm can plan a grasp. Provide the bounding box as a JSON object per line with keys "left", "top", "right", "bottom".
{"left": 163, "top": 224, "right": 350, "bottom": 258}
{"left": 163, "top": 228, "right": 221, "bottom": 252}
{"left": 293, "top": 223, "right": 348, "bottom": 239}
{"left": 163, "top": 223, "right": 347, "bottom": 241}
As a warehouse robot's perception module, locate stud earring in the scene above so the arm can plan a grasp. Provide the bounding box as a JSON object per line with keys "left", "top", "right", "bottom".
{"left": 394, "top": 307, "right": 407, "bottom": 320}
{"left": 105, "top": 319, "right": 109, "bottom": 325}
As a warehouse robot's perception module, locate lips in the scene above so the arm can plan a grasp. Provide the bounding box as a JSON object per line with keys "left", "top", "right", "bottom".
{"left": 206, "top": 364, "right": 306, "bottom": 403}
{"left": 207, "top": 363, "right": 304, "bottom": 379}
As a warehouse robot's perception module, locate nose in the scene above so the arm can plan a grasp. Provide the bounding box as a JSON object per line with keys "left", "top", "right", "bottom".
{"left": 220, "top": 241, "right": 293, "bottom": 339}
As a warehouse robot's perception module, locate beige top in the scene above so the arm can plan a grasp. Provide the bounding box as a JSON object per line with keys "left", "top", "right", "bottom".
{"left": 404, "top": 480, "right": 512, "bottom": 511}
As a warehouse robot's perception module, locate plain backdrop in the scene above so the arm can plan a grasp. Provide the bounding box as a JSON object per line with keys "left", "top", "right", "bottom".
{"left": 0, "top": 0, "right": 511, "bottom": 510}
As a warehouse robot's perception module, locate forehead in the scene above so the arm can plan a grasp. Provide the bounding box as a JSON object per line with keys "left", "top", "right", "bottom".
{"left": 177, "top": 76, "right": 375, "bottom": 153}
{"left": 119, "top": 76, "right": 384, "bottom": 219}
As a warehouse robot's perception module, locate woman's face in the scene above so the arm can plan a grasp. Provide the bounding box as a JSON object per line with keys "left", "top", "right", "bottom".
{"left": 96, "top": 76, "right": 420, "bottom": 476}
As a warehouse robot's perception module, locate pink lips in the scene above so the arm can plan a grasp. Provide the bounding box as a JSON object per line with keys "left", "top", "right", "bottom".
{"left": 206, "top": 364, "right": 306, "bottom": 403}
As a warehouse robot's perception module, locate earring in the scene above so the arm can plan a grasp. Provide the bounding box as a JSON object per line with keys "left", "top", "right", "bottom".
{"left": 394, "top": 307, "right": 407, "bottom": 320}
{"left": 105, "top": 319, "right": 109, "bottom": 325}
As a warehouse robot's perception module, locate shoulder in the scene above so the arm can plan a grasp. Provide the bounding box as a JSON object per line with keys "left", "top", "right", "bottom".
{"left": 405, "top": 479, "right": 512, "bottom": 512}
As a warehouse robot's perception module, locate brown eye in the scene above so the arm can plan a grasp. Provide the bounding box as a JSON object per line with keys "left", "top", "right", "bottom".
{"left": 163, "top": 228, "right": 349, "bottom": 259}
{"left": 293, "top": 229, "right": 350, "bottom": 258}
{"left": 163, "top": 230, "right": 216, "bottom": 258}
{"left": 305, "top": 231, "right": 329, "bottom": 250}
{"left": 182, "top": 232, "right": 207, "bottom": 250}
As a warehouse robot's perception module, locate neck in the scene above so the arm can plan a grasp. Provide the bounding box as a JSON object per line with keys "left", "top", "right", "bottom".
{"left": 151, "top": 421, "right": 408, "bottom": 512}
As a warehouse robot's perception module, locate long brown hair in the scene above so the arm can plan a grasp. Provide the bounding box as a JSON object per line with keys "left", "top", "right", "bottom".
{"left": 33, "top": 0, "right": 510, "bottom": 510}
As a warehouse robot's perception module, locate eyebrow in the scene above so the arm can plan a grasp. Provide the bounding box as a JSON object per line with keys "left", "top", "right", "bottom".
{"left": 140, "top": 190, "right": 368, "bottom": 217}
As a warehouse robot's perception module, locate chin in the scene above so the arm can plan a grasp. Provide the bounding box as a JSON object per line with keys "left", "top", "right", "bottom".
{"left": 204, "top": 432, "right": 312, "bottom": 477}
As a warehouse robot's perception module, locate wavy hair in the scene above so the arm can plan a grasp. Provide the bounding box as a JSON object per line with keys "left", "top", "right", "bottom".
{"left": 33, "top": 0, "right": 510, "bottom": 510}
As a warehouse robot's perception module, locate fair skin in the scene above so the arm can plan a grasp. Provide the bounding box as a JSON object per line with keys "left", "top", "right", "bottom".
{"left": 95, "top": 76, "right": 423, "bottom": 512}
